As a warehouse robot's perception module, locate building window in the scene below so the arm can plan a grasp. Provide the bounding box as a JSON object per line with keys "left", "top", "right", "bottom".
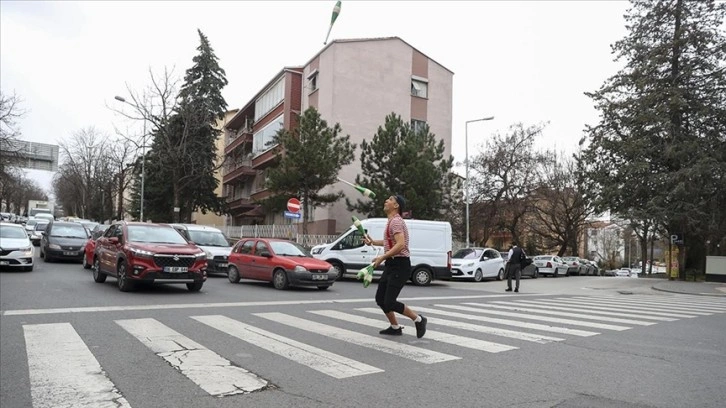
{"left": 253, "top": 114, "right": 284, "bottom": 154}
{"left": 307, "top": 70, "right": 318, "bottom": 93}
{"left": 411, "top": 119, "right": 427, "bottom": 134}
{"left": 411, "top": 78, "right": 428, "bottom": 98}
{"left": 254, "top": 78, "right": 285, "bottom": 121}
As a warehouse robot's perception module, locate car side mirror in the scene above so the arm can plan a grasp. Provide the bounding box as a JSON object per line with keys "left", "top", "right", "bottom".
{"left": 258, "top": 251, "right": 272, "bottom": 258}
{"left": 481, "top": 256, "right": 489, "bottom": 261}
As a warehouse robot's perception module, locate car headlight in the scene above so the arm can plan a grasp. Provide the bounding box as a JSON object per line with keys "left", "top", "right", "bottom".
{"left": 294, "top": 265, "right": 308, "bottom": 273}
{"left": 22, "top": 247, "right": 33, "bottom": 256}
{"left": 130, "top": 248, "right": 155, "bottom": 258}
{"left": 464, "top": 262, "right": 475, "bottom": 267}
{"left": 311, "top": 247, "right": 323, "bottom": 255}
{"left": 195, "top": 251, "right": 207, "bottom": 260}
{"left": 49, "top": 244, "right": 61, "bottom": 250}
{"left": 204, "top": 249, "right": 213, "bottom": 259}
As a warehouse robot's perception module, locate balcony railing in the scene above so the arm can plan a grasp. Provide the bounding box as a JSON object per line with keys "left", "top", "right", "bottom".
{"left": 222, "top": 159, "right": 256, "bottom": 184}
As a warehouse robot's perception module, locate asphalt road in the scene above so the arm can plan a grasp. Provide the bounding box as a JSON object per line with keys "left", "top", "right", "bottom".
{"left": 1, "top": 252, "right": 725, "bottom": 408}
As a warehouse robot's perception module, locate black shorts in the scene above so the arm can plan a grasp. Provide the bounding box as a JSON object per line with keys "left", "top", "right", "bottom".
{"left": 380, "top": 257, "right": 411, "bottom": 288}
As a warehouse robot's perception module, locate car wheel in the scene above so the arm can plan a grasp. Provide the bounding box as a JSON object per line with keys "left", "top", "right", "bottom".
{"left": 273, "top": 269, "right": 289, "bottom": 290}
{"left": 473, "top": 269, "right": 483, "bottom": 282}
{"left": 93, "top": 258, "right": 106, "bottom": 283}
{"left": 39, "top": 247, "right": 44, "bottom": 258}
{"left": 227, "top": 265, "right": 241, "bottom": 283}
{"left": 412, "top": 267, "right": 433, "bottom": 286}
{"left": 330, "top": 261, "right": 345, "bottom": 280}
{"left": 117, "top": 260, "right": 133, "bottom": 292}
{"left": 82, "top": 255, "right": 91, "bottom": 269}
{"left": 187, "top": 281, "right": 203, "bottom": 292}
{"left": 554, "top": 269, "right": 559, "bottom": 278}
{"left": 496, "top": 268, "right": 504, "bottom": 281}
{"left": 533, "top": 268, "right": 538, "bottom": 279}
{"left": 317, "top": 286, "right": 330, "bottom": 290}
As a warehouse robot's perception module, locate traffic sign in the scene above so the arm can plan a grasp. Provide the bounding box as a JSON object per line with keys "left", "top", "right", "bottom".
{"left": 284, "top": 211, "right": 301, "bottom": 219}
{"left": 287, "top": 198, "right": 301, "bottom": 213}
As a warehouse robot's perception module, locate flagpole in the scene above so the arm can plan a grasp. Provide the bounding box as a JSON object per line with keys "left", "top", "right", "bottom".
{"left": 323, "top": 1, "right": 341, "bottom": 45}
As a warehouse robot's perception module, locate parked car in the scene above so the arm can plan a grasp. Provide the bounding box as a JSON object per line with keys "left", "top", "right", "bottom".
{"left": 0, "top": 222, "right": 34, "bottom": 271}
{"left": 532, "top": 255, "right": 569, "bottom": 277}
{"left": 39, "top": 221, "right": 89, "bottom": 263}
{"left": 82, "top": 224, "right": 110, "bottom": 269}
{"left": 93, "top": 221, "right": 207, "bottom": 292}
{"left": 615, "top": 268, "right": 632, "bottom": 277}
{"left": 171, "top": 224, "right": 232, "bottom": 276}
{"left": 229, "top": 238, "right": 335, "bottom": 290}
{"left": 450, "top": 247, "right": 506, "bottom": 281}
{"left": 29, "top": 221, "right": 49, "bottom": 246}
{"left": 561, "top": 257, "right": 584, "bottom": 275}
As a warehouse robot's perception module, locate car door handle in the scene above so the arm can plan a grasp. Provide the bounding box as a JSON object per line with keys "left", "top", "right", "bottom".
{"left": 361, "top": 250, "right": 368, "bottom": 253}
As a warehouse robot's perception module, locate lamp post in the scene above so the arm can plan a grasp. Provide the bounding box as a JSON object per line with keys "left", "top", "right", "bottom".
{"left": 464, "top": 116, "right": 494, "bottom": 248}
{"left": 114, "top": 95, "right": 146, "bottom": 222}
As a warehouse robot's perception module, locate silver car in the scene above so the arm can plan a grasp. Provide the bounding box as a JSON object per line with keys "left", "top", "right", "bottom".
{"left": 0, "top": 222, "right": 34, "bottom": 271}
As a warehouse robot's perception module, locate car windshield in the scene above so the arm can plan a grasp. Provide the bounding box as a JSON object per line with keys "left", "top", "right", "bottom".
{"left": 188, "top": 230, "right": 229, "bottom": 247}
{"left": 534, "top": 256, "right": 552, "bottom": 260}
{"left": 81, "top": 222, "right": 99, "bottom": 231}
{"left": 25, "top": 220, "right": 38, "bottom": 227}
{"left": 270, "top": 241, "right": 310, "bottom": 257}
{"left": 562, "top": 257, "right": 577, "bottom": 261}
{"left": 0, "top": 226, "right": 27, "bottom": 239}
{"left": 452, "top": 248, "right": 483, "bottom": 259}
{"left": 50, "top": 225, "right": 88, "bottom": 238}
{"left": 127, "top": 225, "right": 188, "bottom": 244}
{"left": 34, "top": 223, "right": 49, "bottom": 231}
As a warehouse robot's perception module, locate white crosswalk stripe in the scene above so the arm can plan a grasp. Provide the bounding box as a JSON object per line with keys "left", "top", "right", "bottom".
{"left": 579, "top": 296, "right": 724, "bottom": 312}
{"left": 435, "top": 304, "right": 632, "bottom": 331}
{"left": 192, "top": 314, "right": 383, "bottom": 379}
{"left": 356, "top": 307, "right": 565, "bottom": 343}
{"left": 566, "top": 297, "right": 715, "bottom": 315}
{"left": 116, "top": 318, "right": 269, "bottom": 396}
{"left": 255, "top": 312, "right": 461, "bottom": 363}
{"left": 412, "top": 306, "right": 600, "bottom": 336}
{"left": 530, "top": 298, "right": 701, "bottom": 318}
{"left": 498, "top": 300, "right": 678, "bottom": 321}
{"left": 309, "top": 309, "right": 518, "bottom": 352}
{"left": 462, "top": 302, "right": 656, "bottom": 326}
{"left": 591, "top": 294, "right": 726, "bottom": 307}
{"left": 23, "top": 323, "right": 132, "bottom": 408}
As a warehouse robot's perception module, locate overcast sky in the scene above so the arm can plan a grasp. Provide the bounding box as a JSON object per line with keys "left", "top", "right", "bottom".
{"left": 1, "top": 0, "right": 630, "bottom": 193}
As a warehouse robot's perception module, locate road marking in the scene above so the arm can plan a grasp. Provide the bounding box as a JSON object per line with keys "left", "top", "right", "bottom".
{"left": 530, "top": 299, "right": 700, "bottom": 318}
{"left": 567, "top": 297, "right": 714, "bottom": 315}
{"left": 192, "top": 315, "right": 382, "bottom": 379}
{"left": 463, "top": 302, "right": 655, "bottom": 326}
{"left": 309, "top": 309, "right": 517, "bottom": 353}
{"left": 355, "top": 307, "right": 564, "bottom": 344}
{"left": 23, "top": 323, "right": 131, "bottom": 408}
{"left": 412, "top": 306, "right": 599, "bottom": 337}
{"left": 0, "top": 294, "right": 541, "bottom": 316}
{"left": 582, "top": 296, "right": 725, "bottom": 312}
{"left": 499, "top": 300, "right": 677, "bottom": 321}
{"left": 437, "top": 304, "right": 631, "bottom": 331}
{"left": 597, "top": 294, "right": 726, "bottom": 306}
{"left": 116, "top": 318, "right": 268, "bottom": 396}
{"left": 255, "top": 312, "right": 460, "bottom": 364}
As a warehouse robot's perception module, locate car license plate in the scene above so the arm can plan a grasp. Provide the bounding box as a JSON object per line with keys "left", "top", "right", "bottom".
{"left": 217, "top": 262, "right": 228, "bottom": 268}
{"left": 0, "top": 261, "right": 9, "bottom": 266}
{"left": 312, "top": 274, "right": 327, "bottom": 281}
{"left": 164, "top": 266, "right": 188, "bottom": 273}
{"left": 63, "top": 251, "right": 78, "bottom": 256}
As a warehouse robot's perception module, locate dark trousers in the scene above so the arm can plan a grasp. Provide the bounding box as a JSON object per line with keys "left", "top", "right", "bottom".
{"left": 507, "top": 263, "right": 521, "bottom": 289}
{"left": 375, "top": 257, "right": 411, "bottom": 314}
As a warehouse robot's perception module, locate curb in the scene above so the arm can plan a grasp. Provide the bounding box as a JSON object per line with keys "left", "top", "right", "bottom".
{"left": 651, "top": 285, "right": 726, "bottom": 297}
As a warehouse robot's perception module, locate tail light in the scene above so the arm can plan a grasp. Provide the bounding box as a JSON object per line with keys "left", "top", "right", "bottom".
{"left": 447, "top": 251, "right": 452, "bottom": 270}
{"left": 546, "top": 262, "right": 552, "bottom": 268}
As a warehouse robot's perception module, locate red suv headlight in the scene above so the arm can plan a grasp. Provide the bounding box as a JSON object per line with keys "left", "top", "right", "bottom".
{"left": 129, "top": 247, "right": 155, "bottom": 258}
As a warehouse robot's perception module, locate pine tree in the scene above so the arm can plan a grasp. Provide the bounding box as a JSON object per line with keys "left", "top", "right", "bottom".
{"left": 265, "top": 107, "right": 356, "bottom": 237}
{"left": 582, "top": 0, "right": 726, "bottom": 274}
{"left": 348, "top": 113, "right": 459, "bottom": 221}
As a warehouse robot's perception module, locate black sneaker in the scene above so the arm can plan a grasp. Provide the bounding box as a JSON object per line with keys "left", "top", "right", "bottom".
{"left": 514, "top": 288, "right": 519, "bottom": 292}
{"left": 505, "top": 288, "right": 512, "bottom": 292}
{"left": 415, "top": 315, "right": 427, "bottom": 338}
{"left": 379, "top": 326, "right": 402, "bottom": 336}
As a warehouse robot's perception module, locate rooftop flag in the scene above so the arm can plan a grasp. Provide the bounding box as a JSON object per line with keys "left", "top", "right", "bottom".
{"left": 323, "top": 1, "right": 342, "bottom": 45}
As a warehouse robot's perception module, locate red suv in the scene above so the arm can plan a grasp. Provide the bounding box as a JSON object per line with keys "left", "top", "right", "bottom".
{"left": 93, "top": 221, "right": 207, "bottom": 292}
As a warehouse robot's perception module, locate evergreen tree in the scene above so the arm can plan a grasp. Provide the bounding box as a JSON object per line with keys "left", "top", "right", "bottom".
{"left": 581, "top": 0, "right": 726, "bottom": 275}
{"left": 348, "top": 113, "right": 459, "bottom": 221}
{"left": 265, "top": 107, "right": 356, "bottom": 237}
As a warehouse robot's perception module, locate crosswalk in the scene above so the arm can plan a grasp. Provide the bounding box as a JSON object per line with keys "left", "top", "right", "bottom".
{"left": 18, "top": 294, "right": 726, "bottom": 407}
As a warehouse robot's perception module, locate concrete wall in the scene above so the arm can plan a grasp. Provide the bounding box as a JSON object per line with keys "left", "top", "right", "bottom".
{"left": 706, "top": 256, "right": 726, "bottom": 282}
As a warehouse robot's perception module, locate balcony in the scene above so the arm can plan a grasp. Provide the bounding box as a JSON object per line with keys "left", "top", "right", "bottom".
{"left": 225, "top": 126, "right": 254, "bottom": 155}
{"left": 227, "top": 196, "right": 255, "bottom": 212}
{"left": 222, "top": 159, "right": 256, "bottom": 184}
{"left": 250, "top": 187, "right": 272, "bottom": 201}
{"left": 251, "top": 145, "right": 281, "bottom": 170}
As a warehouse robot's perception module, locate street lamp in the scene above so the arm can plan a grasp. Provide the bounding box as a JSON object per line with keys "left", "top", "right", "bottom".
{"left": 465, "top": 116, "right": 494, "bottom": 248}
{"left": 114, "top": 95, "right": 146, "bottom": 222}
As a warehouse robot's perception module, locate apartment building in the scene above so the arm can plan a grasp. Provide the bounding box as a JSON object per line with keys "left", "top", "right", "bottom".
{"left": 223, "top": 37, "right": 453, "bottom": 234}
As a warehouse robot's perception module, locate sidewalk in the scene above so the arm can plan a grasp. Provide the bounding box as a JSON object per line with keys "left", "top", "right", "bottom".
{"left": 652, "top": 280, "right": 726, "bottom": 297}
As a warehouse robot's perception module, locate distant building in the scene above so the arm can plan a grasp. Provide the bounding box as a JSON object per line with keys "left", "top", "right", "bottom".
{"left": 223, "top": 37, "right": 454, "bottom": 234}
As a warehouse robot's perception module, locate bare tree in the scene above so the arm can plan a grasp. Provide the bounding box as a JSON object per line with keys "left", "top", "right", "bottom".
{"left": 0, "top": 91, "right": 27, "bottom": 206}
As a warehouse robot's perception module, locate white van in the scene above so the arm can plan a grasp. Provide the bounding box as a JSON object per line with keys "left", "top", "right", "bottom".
{"left": 310, "top": 218, "right": 452, "bottom": 286}
{"left": 170, "top": 224, "right": 233, "bottom": 275}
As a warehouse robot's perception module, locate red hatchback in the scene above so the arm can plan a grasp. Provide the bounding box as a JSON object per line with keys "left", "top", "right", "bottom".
{"left": 228, "top": 238, "right": 335, "bottom": 290}
{"left": 93, "top": 221, "right": 207, "bottom": 292}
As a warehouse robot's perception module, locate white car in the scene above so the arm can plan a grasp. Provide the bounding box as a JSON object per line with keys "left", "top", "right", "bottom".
{"left": 0, "top": 222, "right": 34, "bottom": 271}
{"left": 450, "top": 247, "right": 505, "bottom": 282}
{"left": 171, "top": 224, "right": 233, "bottom": 275}
{"left": 615, "top": 268, "right": 632, "bottom": 277}
{"left": 532, "top": 255, "right": 569, "bottom": 277}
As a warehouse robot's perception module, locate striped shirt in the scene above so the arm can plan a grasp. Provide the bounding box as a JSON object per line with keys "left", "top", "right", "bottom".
{"left": 384, "top": 214, "right": 410, "bottom": 257}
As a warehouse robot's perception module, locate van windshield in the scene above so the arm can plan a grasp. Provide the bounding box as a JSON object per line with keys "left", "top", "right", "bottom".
{"left": 188, "top": 230, "right": 229, "bottom": 247}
